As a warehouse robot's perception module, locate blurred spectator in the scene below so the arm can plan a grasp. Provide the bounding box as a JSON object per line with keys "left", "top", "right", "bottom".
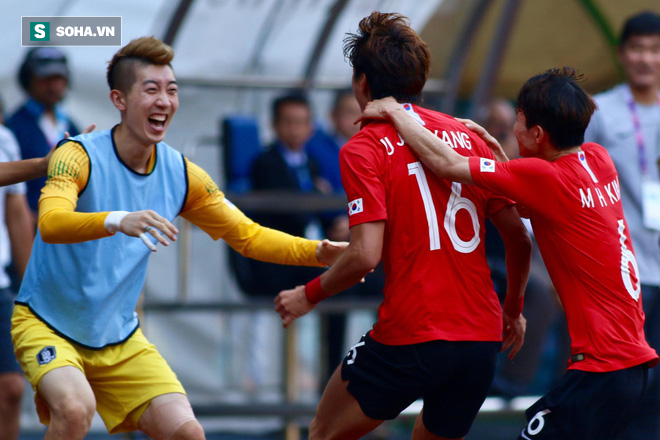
{"left": 248, "top": 91, "right": 380, "bottom": 388}
{"left": 480, "top": 99, "right": 566, "bottom": 398}
{"left": 309, "top": 90, "right": 361, "bottom": 242}
{"left": 584, "top": 11, "right": 660, "bottom": 439}
{"left": 308, "top": 89, "right": 362, "bottom": 196}
{"left": 242, "top": 92, "right": 328, "bottom": 397}
{"left": 0, "top": 97, "right": 35, "bottom": 440}
{"left": 6, "top": 47, "right": 79, "bottom": 227}
{"left": 483, "top": 99, "right": 518, "bottom": 157}
{"left": 249, "top": 92, "right": 327, "bottom": 293}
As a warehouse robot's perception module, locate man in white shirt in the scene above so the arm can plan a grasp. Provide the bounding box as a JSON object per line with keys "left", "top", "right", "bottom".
{"left": 584, "top": 11, "right": 660, "bottom": 439}
{"left": 0, "top": 113, "right": 35, "bottom": 440}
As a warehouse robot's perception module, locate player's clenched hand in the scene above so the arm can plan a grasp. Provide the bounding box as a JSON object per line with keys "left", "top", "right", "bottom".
{"left": 274, "top": 285, "right": 316, "bottom": 328}
{"left": 120, "top": 210, "right": 179, "bottom": 251}
{"left": 455, "top": 118, "right": 509, "bottom": 163}
{"left": 502, "top": 312, "right": 526, "bottom": 359}
{"left": 316, "top": 239, "right": 348, "bottom": 266}
{"left": 355, "top": 96, "right": 400, "bottom": 124}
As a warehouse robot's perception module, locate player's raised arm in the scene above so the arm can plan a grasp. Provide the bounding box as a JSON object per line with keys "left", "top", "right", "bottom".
{"left": 360, "top": 97, "right": 473, "bottom": 183}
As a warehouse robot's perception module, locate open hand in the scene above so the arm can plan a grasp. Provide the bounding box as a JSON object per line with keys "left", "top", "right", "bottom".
{"left": 119, "top": 210, "right": 178, "bottom": 251}
{"left": 354, "top": 97, "right": 400, "bottom": 125}
{"left": 455, "top": 118, "right": 509, "bottom": 163}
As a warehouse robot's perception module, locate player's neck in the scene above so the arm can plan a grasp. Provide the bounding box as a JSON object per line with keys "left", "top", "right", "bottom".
{"left": 113, "top": 124, "right": 155, "bottom": 173}
{"left": 544, "top": 145, "right": 580, "bottom": 162}
{"left": 628, "top": 82, "right": 659, "bottom": 105}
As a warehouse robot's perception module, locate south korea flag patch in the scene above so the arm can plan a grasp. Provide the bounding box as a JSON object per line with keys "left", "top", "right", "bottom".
{"left": 348, "top": 198, "right": 363, "bottom": 216}
{"left": 37, "top": 346, "right": 56, "bottom": 365}
{"left": 402, "top": 103, "right": 425, "bottom": 126}
{"left": 479, "top": 157, "right": 495, "bottom": 173}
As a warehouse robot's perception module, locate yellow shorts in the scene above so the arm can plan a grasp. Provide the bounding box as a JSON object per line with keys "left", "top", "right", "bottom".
{"left": 11, "top": 304, "right": 186, "bottom": 434}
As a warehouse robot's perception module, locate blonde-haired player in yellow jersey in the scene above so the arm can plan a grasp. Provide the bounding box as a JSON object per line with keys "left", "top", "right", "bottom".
{"left": 11, "top": 36, "right": 345, "bottom": 440}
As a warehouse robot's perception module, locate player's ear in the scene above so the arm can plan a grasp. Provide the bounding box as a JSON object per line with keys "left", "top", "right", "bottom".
{"left": 356, "top": 74, "right": 369, "bottom": 99}
{"left": 533, "top": 125, "right": 544, "bottom": 144}
{"left": 110, "top": 89, "right": 127, "bottom": 112}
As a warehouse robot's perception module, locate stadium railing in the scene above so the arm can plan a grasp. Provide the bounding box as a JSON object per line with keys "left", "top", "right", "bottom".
{"left": 138, "top": 135, "right": 537, "bottom": 439}
{"left": 143, "top": 299, "right": 538, "bottom": 439}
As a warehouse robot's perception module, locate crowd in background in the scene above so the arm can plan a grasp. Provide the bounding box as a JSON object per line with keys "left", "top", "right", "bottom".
{"left": 0, "top": 8, "right": 658, "bottom": 439}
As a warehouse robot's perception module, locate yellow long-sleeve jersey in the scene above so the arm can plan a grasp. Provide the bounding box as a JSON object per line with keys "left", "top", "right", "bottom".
{"left": 38, "top": 141, "right": 323, "bottom": 267}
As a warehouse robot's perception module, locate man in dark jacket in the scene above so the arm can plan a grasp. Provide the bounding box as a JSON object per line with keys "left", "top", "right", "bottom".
{"left": 7, "top": 47, "right": 80, "bottom": 225}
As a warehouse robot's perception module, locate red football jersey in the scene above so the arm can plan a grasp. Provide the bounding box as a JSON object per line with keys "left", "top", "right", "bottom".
{"left": 340, "top": 104, "right": 512, "bottom": 345}
{"left": 469, "top": 143, "right": 659, "bottom": 372}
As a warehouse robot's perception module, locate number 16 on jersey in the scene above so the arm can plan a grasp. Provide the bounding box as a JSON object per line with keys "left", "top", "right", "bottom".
{"left": 408, "top": 161, "right": 480, "bottom": 253}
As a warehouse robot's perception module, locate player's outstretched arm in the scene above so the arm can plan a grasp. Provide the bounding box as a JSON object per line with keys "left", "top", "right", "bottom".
{"left": 41, "top": 202, "right": 178, "bottom": 250}
{"left": 0, "top": 123, "right": 97, "bottom": 188}
{"left": 455, "top": 118, "right": 509, "bottom": 163}
{"left": 359, "top": 97, "right": 472, "bottom": 183}
{"left": 0, "top": 156, "right": 52, "bottom": 187}
{"left": 180, "top": 159, "right": 349, "bottom": 267}
{"left": 275, "top": 221, "right": 384, "bottom": 328}
{"left": 490, "top": 205, "right": 531, "bottom": 359}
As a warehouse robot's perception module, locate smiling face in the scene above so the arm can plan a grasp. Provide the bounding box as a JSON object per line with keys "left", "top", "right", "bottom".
{"left": 619, "top": 34, "right": 660, "bottom": 90}
{"left": 116, "top": 63, "right": 178, "bottom": 147}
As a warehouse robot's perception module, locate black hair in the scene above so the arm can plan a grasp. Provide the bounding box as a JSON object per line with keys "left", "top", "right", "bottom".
{"left": 515, "top": 67, "right": 597, "bottom": 149}
{"left": 18, "top": 47, "right": 69, "bottom": 92}
{"left": 620, "top": 11, "right": 660, "bottom": 45}
{"left": 343, "top": 12, "right": 430, "bottom": 103}
{"left": 271, "top": 91, "right": 310, "bottom": 123}
{"left": 107, "top": 36, "right": 174, "bottom": 92}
